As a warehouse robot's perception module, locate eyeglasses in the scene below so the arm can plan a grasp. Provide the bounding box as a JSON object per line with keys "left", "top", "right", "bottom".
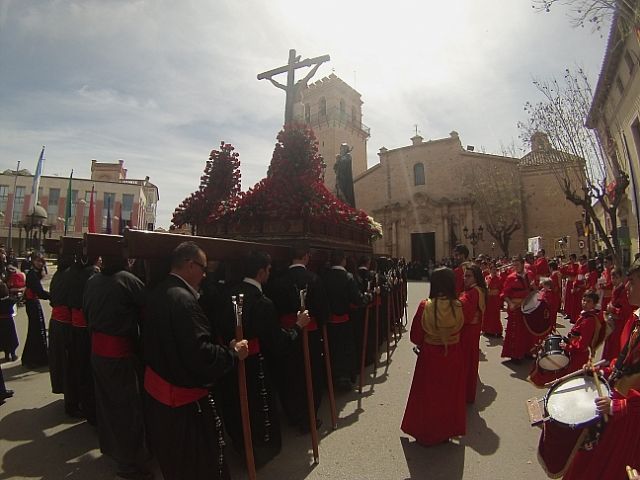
{"left": 191, "top": 260, "right": 207, "bottom": 273}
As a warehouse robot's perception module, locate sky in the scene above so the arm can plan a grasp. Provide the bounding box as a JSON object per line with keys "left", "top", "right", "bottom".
{"left": 0, "top": 0, "right": 612, "bottom": 228}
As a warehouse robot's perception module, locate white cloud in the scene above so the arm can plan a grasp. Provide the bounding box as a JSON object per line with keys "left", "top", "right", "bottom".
{"left": 0, "top": 0, "right": 610, "bottom": 227}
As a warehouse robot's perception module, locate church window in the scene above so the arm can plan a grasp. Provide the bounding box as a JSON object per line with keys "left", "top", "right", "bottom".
{"left": 339, "top": 99, "right": 346, "bottom": 117}
{"left": 414, "top": 163, "right": 425, "bottom": 186}
{"left": 319, "top": 97, "right": 327, "bottom": 117}
{"left": 304, "top": 103, "right": 311, "bottom": 123}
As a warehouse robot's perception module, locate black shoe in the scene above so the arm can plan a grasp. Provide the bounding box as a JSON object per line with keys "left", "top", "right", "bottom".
{"left": 10, "top": 353, "right": 17, "bottom": 362}
{"left": 0, "top": 390, "right": 14, "bottom": 400}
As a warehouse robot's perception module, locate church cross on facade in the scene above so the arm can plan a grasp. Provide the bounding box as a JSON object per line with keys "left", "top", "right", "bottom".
{"left": 257, "top": 49, "right": 330, "bottom": 125}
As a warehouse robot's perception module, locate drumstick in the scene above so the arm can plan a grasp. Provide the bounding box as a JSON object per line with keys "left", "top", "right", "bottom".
{"left": 588, "top": 347, "right": 608, "bottom": 423}
{"left": 626, "top": 466, "right": 638, "bottom": 479}
{"left": 542, "top": 359, "right": 607, "bottom": 387}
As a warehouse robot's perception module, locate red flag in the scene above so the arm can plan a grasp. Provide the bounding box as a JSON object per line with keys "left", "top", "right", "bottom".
{"left": 88, "top": 185, "right": 96, "bottom": 233}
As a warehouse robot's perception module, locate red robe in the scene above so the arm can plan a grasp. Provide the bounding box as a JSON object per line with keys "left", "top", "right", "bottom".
{"left": 560, "top": 262, "right": 578, "bottom": 317}
{"left": 401, "top": 301, "right": 466, "bottom": 445}
{"left": 501, "top": 272, "right": 536, "bottom": 360}
{"left": 454, "top": 266, "right": 464, "bottom": 296}
{"left": 483, "top": 274, "right": 503, "bottom": 336}
{"left": 599, "top": 267, "right": 613, "bottom": 320}
{"left": 570, "top": 264, "right": 590, "bottom": 323}
{"left": 604, "top": 283, "right": 634, "bottom": 361}
{"left": 460, "top": 286, "right": 485, "bottom": 404}
{"left": 549, "top": 270, "right": 562, "bottom": 323}
{"left": 534, "top": 257, "right": 550, "bottom": 280}
{"left": 562, "top": 315, "right": 640, "bottom": 480}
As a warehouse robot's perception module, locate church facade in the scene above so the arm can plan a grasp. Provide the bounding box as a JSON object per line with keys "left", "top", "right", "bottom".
{"left": 296, "top": 74, "right": 584, "bottom": 261}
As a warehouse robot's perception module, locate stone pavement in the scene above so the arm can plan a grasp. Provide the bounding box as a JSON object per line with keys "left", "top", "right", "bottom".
{"left": 0, "top": 280, "right": 564, "bottom": 479}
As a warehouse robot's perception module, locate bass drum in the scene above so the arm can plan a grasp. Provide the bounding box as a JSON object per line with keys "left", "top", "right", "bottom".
{"left": 521, "top": 291, "right": 553, "bottom": 336}
{"left": 537, "top": 335, "right": 570, "bottom": 372}
{"left": 544, "top": 373, "right": 610, "bottom": 429}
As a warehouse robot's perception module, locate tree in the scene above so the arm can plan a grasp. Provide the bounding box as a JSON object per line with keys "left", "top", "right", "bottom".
{"left": 519, "top": 68, "right": 630, "bottom": 266}
{"left": 532, "top": 0, "right": 640, "bottom": 33}
{"left": 461, "top": 161, "right": 523, "bottom": 257}
{"left": 171, "top": 142, "right": 241, "bottom": 234}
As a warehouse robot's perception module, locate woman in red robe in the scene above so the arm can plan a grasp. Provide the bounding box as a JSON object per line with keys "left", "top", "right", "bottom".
{"left": 401, "top": 267, "right": 465, "bottom": 446}
{"left": 460, "top": 264, "right": 486, "bottom": 404}
{"left": 501, "top": 257, "right": 535, "bottom": 360}
{"left": 483, "top": 264, "right": 503, "bottom": 337}
{"left": 604, "top": 268, "right": 634, "bottom": 361}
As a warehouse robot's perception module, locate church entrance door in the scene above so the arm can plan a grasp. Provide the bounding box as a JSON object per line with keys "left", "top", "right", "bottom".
{"left": 411, "top": 232, "right": 435, "bottom": 264}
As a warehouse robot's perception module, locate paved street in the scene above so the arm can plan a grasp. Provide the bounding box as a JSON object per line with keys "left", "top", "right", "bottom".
{"left": 0, "top": 280, "right": 564, "bottom": 480}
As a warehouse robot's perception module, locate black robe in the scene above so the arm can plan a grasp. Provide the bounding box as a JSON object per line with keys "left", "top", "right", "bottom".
{"left": 266, "top": 265, "right": 328, "bottom": 429}
{"left": 47, "top": 266, "right": 73, "bottom": 400}
{"left": 321, "top": 267, "right": 365, "bottom": 385}
{"left": 22, "top": 268, "right": 49, "bottom": 368}
{"left": 144, "top": 274, "right": 238, "bottom": 480}
{"left": 83, "top": 269, "right": 147, "bottom": 470}
{"left": 221, "top": 280, "right": 300, "bottom": 468}
{"left": 0, "top": 296, "right": 18, "bottom": 358}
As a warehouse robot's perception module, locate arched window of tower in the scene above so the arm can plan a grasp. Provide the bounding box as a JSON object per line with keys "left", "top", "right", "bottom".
{"left": 414, "top": 163, "right": 425, "bottom": 186}
{"left": 319, "top": 97, "right": 327, "bottom": 117}
{"left": 339, "top": 99, "right": 346, "bottom": 117}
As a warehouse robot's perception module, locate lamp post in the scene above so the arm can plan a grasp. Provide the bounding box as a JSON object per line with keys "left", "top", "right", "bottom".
{"left": 463, "top": 225, "right": 484, "bottom": 258}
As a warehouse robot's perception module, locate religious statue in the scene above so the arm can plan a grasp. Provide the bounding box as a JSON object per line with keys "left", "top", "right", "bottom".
{"left": 334, "top": 143, "right": 356, "bottom": 208}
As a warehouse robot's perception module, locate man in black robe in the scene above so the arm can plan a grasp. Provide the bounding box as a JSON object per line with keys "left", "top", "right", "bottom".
{"left": 22, "top": 253, "right": 49, "bottom": 368}
{"left": 68, "top": 256, "right": 100, "bottom": 424}
{"left": 322, "top": 250, "right": 369, "bottom": 391}
{"left": 222, "top": 250, "right": 310, "bottom": 468}
{"left": 47, "top": 254, "right": 75, "bottom": 415}
{"left": 83, "top": 255, "right": 150, "bottom": 480}
{"left": 267, "top": 243, "right": 328, "bottom": 433}
{"left": 143, "top": 241, "right": 247, "bottom": 480}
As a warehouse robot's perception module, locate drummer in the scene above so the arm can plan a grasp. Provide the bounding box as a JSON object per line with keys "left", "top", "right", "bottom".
{"left": 561, "top": 266, "right": 640, "bottom": 479}
{"left": 528, "top": 291, "right": 604, "bottom": 387}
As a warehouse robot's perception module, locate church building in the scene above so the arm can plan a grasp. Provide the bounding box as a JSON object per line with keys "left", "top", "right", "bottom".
{"left": 296, "top": 74, "right": 583, "bottom": 262}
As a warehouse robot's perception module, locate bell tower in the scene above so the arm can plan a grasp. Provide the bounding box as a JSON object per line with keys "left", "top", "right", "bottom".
{"left": 294, "top": 73, "right": 370, "bottom": 194}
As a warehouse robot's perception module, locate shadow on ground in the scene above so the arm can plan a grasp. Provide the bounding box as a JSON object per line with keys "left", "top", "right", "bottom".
{"left": 400, "top": 436, "right": 465, "bottom": 480}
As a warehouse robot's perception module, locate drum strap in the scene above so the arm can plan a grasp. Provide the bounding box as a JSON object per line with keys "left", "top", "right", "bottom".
{"left": 612, "top": 322, "right": 640, "bottom": 381}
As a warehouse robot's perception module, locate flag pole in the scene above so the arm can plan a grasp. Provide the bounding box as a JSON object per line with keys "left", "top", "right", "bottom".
{"left": 7, "top": 161, "right": 20, "bottom": 249}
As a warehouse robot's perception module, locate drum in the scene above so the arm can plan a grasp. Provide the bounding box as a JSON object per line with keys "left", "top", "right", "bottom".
{"left": 521, "top": 291, "right": 553, "bottom": 336}
{"left": 544, "top": 373, "right": 610, "bottom": 429}
{"left": 537, "top": 335, "right": 570, "bottom": 372}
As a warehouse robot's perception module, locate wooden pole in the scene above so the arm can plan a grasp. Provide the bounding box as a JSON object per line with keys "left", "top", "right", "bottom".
{"left": 233, "top": 295, "right": 256, "bottom": 480}
{"left": 386, "top": 286, "right": 391, "bottom": 361}
{"left": 299, "top": 290, "right": 319, "bottom": 463}
{"left": 321, "top": 323, "right": 338, "bottom": 430}
{"left": 359, "top": 302, "right": 371, "bottom": 394}
{"left": 374, "top": 285, "right": 380, "bottom": 371}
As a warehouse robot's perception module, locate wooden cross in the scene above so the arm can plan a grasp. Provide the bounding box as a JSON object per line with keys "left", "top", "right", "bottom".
{"left": 257, "top": 49, "right": 330, "bottom": 125}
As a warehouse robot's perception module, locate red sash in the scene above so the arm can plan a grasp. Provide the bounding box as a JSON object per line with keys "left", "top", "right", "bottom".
{"left": 279, "top": 313, "right": 318, "bottom": 331}
{"left": 51, "top": 305, "right": 71, "bottom": 324}
{"left": 25, "top": 288, "right": 38, "bottom": 300}
{"left": 71, "top": 308, "right": 87, "bottom": 328}
{"left": 248, "top": 338, "right": 261, "bottom": 356}
{"left": 144, "top": 366, "right": 208, "bottom": 407}
{"left": 91, "top": 332, "right": 134, "bottom": 358}
{"left": 329, "top": 313, "right": 349, "bottom": 324}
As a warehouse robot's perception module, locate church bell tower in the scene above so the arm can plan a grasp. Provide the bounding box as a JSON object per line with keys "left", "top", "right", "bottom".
{"left": 294, "top": 73, "right": 369, "bottom": 195}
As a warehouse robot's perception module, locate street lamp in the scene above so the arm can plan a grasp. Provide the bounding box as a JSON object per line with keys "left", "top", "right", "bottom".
{"left": 463, "top": 225, "right": 484, "bottom": 257}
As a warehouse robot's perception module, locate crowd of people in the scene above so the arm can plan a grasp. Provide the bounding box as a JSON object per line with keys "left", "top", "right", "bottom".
{"left": 0, "top": 241, "right": 408, "bottom": 480}
{"left": 401, "top": 243, "right": 640, "bottom": 479}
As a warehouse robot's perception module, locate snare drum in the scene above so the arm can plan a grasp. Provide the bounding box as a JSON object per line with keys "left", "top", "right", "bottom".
{"left": 521, "top": 291, "right": 553, "bottom": 336}
{"left": 537, "top": 335, "right": 570, "bottom": 372}
{"left": 544, "top": 373, "right": 610, "bottom": 429}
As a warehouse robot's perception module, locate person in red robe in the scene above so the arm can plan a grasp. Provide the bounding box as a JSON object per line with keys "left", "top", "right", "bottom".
{"left": 401, "top": 267, "right": 465, "bottom": 446}
{"left": 460, "top": 264, "right": 486, "bottom": 404}
{"left": 534, "top": 249, "right": 550, "bottom": 283}
{"left": 570, "top": 256, "right": 589, "bottom": 323}
{"left": 483, "top": 264, "right": 504, "bottom": 337}
{"left": 560, "top": 254, "right": 578, "bottom": 319}
{"left": 452, "top": 244, "right": 469, "bottom": 296}
{"left": 598, "top": 255, "right": 614, "bottom": 320}
{"left": 501, "top": 257, "right": 536, "bottom": 361}
{"left": 603, "top": 268, "right": 634, "bottom": 361}
{"left": 561, "top": 264, "right": 640, "bottom": 480}
{"left": 528, "top": 291, "right": 603, "bottom": 387}
{"left": 548, "top": 260, "right": 562, "bottom": 326}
